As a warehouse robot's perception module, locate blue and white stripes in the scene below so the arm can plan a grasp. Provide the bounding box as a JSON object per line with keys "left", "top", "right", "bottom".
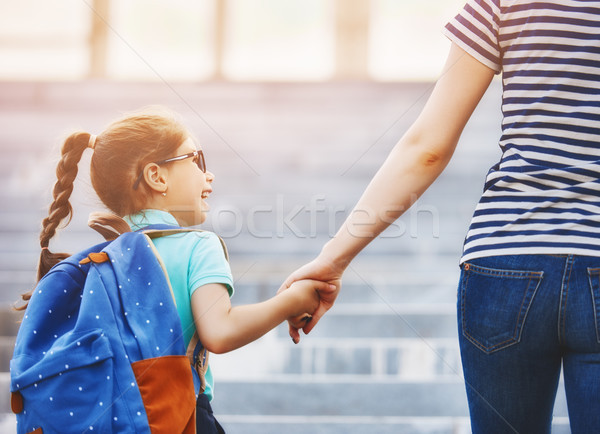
{"left": 444, "top": 0, "right": 600, "bottom": 263}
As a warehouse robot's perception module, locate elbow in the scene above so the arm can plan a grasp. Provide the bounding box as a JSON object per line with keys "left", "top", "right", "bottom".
{"left": 201, "top": 338, "right": 229, "bottom": 355}
{"left": 399, "top": 122, "right": 457, "bottom": 171}
{"left": 200, "top": 333, "right": 236, "bottom": 354}
{"left": 203, "top": 343, "right": 228, "bottom": 354}
{"left": 399, "top": 132, "right": 454, "bottom": 171}
{"left": 418, "top": 149, "right": 443, "bottom": 167}
{"left": 205, "top": 345, "right": 229, "bottom": 355}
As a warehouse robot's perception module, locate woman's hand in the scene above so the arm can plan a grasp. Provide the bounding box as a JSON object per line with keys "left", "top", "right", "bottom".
{"left": 284, "top": 278, "right": 338, "bottom": 337}
{"left": 279, "top": 254, "right": 344, "bottom": 343}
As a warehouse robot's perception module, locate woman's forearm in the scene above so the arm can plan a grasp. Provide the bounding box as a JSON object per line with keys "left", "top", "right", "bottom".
{"left": 320, "top": 43, "right": 495, "bottom": 271}
{"left": 322, "top": 132, "right": 454, "bottom": 270}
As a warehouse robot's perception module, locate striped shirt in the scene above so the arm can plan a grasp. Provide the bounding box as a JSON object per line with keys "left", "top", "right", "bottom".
{"left": 443, "top": 0, "right": 600, "bottom": 263}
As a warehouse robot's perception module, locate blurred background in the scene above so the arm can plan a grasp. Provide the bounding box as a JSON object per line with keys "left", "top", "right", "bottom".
{"left": 0, "top": 0, "right": 570, "bottom": 433}
{"left": 1, "top": 0, "right": 462, "bottom": 81}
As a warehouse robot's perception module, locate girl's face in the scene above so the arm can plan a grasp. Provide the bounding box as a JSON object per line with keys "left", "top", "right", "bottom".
{"left": 163, "top": 138, "right": 214, "bottom": 226}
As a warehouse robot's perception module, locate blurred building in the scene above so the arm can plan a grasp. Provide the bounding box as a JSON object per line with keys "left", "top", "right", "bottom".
{"left": 0, "top": 0, "right": 464, "bottom": 82}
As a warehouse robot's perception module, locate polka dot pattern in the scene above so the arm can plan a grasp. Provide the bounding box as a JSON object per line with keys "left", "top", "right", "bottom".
{"left": 11, "top": 230, "right": 193, "bottom": 432}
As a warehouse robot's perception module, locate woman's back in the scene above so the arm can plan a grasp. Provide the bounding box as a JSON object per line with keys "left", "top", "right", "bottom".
{"left": 445, "top": 0, "right": 600, "bottom": 262}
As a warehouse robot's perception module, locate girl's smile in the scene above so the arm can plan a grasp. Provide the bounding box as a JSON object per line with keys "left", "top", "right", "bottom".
{"left": 158, "top": 137, "right": 215, "bottom": 226}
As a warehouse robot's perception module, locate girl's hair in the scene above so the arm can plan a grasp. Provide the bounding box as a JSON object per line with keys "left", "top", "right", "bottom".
{"left": 18, "top": 107, "right": 190, "bottom": 310}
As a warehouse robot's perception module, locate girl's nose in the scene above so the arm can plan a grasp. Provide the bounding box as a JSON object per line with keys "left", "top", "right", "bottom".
{"left": 205, "top": 170, "right": 215, "bottom": 183}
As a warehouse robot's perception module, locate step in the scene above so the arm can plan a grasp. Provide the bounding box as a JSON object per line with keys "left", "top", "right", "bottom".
{"left": 215, "top": 379, "right": 470, "bottom": 417}
{"left": 0, "top": 250, "right": 464, "bottom": 305}
{"left": 0, "top": 414, "right": 573, "bottom": 434}
{"left": 0, "top": 252, "right": 464, "bottom": 304}
{"left": 0, "top": 414, "right": 14, "bottom": 433}
{"left": 211, "top": 336, "right": 461, "bottom": 379}
{"left": 232, "top": 281, "right": 459, "bottom": 307}
{"left": 229, "top": 258, "right": 461, "bottom": 306}
{"left": 209, "top": 378, "right": 569, "bottom": 419}
{"left": 0, "top": 370, "right": 572, "bottom": 431}
{"left": 0, "top": 338, "right": 15, "bottom": 372}
{"left": 0, "top": 81, "right": 432, "bottom": 110}
{"left": 218, "top": 415, "right": 473, "bottom": 434}
{"left": 0, "top": 224, "right": 467, "bottom": 260}
{"left": 0, "top": 304, "right": 457, "bottom": 341}
{"left": 1, "top": 373, "right": 9, "bottom": 414}
{"left": 283, "top": 307, "right": 457, "bottom": 340}
{"left": 0, "top": 248, "right": 462, "bottom": 277}
{"left": 216, "top": 416, "right": 570, "bottom": 434}
{"left": 0, "top": 316, "right": 459, "bottom": 379}
{"left": 0, "top": 373, "right": 572, "bottom": 432}
{"left": 0, "top": 310, "right": 22, "bottom": 337}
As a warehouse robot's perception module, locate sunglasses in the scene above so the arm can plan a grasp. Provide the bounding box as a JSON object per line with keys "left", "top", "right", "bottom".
{"left": 132, "top": 150, "right": 206, "bottom": 190}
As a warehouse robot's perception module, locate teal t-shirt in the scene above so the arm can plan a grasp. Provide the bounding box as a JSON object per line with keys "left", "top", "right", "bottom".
{"left": 125, "top": 209, "right": 234, "bottom": 402}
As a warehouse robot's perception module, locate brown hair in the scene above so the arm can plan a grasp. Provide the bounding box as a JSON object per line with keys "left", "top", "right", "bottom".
{"left": 17, "top": 107, "right": 189, "bottom": 310}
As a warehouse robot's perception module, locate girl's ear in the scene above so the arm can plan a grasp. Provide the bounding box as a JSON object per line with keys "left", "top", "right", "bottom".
{"left": 142, "top": 163, "right": 168, "bottom": 194}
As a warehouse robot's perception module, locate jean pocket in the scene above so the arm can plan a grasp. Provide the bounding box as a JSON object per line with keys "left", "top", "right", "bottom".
{"left": 587, "top": 268, "right": 600, "bottom": 343}
{"left": 460, "top": 262, "right": 543, "bottom": 354}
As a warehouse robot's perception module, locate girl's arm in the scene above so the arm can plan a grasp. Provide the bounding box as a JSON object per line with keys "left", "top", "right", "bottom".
{"left": 191, "top": 279, "right": 334, "bottom": 353}
{"left": 281, "top": 43, "right": 496, "bottom": 339}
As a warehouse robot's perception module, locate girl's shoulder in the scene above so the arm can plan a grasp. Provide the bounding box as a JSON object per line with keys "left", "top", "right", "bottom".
{"left": 162, "top": 229, "right": 229, "bottom": 260}
{"left": 158, "top": 228, "right": 220, "bottom": 244}
{"left": 190, "top": 230, "right": 229, "bottom": 261}
{"left": 180, "top": 229, "right": 223, "bottom": 244}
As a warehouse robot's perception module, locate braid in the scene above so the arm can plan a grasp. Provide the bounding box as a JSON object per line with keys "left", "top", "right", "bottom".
{"left": 16, "top": 108, "right": 190, "bottom": 311}
{"left": 16, "top": 132, "right": 91, "bottom": 311}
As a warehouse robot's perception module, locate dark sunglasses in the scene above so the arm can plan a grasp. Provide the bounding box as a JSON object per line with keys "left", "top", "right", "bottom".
{"left": 132, "top": 150, "right": 206, "bottom": 190}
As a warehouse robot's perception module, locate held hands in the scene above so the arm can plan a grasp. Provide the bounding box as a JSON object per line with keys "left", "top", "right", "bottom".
{"left": 279, "top": 254, "right": 344, "bottom": 343}
{"left": 285, "top": 279, "right": 335, "bottom": 333}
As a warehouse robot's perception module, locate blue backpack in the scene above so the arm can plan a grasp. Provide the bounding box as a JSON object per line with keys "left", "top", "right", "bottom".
{"left": 10, "top": 227, "right": 217, "bottom": 434}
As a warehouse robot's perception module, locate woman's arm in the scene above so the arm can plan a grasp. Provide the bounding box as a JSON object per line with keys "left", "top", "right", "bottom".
{"left": 281, "top": 43, "right": 496, "bottom": 339}
{"left": 191, "top": 280, "right": 335, "bottom": 353}
{"left": 322, "top": 43, "right": 495, "bottom": 268}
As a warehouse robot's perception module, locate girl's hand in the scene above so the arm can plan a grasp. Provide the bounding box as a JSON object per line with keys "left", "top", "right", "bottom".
{"left": 288, "top": 313, "right": 314, "bottom": 331}
{"left": 285, "top": 279, "right": 331, "bottom": 321}
{"left": 279, "top": 256, "right": 344, "bottom": 343}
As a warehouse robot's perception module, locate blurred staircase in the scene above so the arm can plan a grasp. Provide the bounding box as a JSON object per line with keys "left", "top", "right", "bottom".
{"left": 0, "top": 81, "right": 570, "bottom": 433}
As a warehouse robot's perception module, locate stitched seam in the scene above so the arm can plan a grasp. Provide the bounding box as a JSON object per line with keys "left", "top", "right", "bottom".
{"left": 463, "top": 329, "right": 517, "bottom": 353}
{"left": 461, "top": 269, "right": 469, "bottom": 348}
{"left": 588, "top": 268, "right": 600, "bottom": 344}
{"left": 563, "top": 266, "right": 572, "bottom": 340}
{"left": 461, "top": 264, "right": 542, "bottom": 353}
{"left": 512, "top": 277, "right": 530, "bottom": 340}
{"left": 465, "top": 263, "right": 543, "bottom": 279}
{"left": 558, "top": 256, "right": 573, "bottom": 345}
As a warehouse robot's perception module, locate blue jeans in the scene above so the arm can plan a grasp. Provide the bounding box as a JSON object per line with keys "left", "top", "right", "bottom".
{"left": 458, "top": 254, "right": 600, "bottom": 433}
{"left": 196, "top": 393, "right": 225, "bottom": 434}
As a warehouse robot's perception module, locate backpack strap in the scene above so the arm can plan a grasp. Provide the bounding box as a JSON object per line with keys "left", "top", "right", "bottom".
{"left": 186, "top": 333, "right": 209, "bottom": 394}
{"left": 140, "top": 225, "right": 229, "bottom": 396}
{"left": 141, "top": 225, "right": 229, "bottom": 261}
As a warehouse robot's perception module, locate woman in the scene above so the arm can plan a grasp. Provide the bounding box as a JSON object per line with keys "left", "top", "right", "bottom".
{"left": 281, "top": 1, "right": 600, "bottom": 432}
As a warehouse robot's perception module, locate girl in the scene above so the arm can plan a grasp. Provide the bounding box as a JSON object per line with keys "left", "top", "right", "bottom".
{"left": 25, "top": 107, "right": 333, "bottom": 433}
{"left": 281, "top": 1, "right": 600, "bottom": 432}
